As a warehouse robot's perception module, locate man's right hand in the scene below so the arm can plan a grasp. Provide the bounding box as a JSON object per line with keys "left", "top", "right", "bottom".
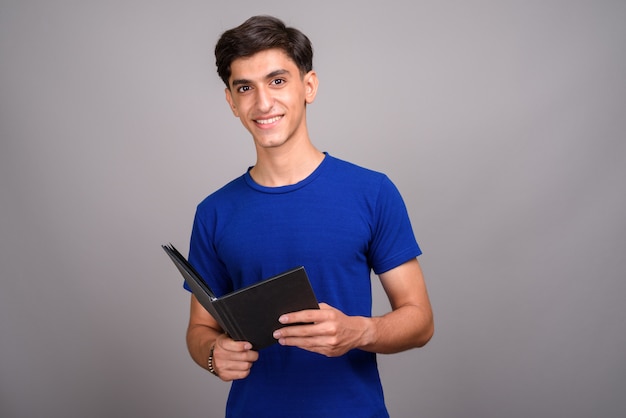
{"left": 211, "top": 333, "right": 259, "bottom": 381}
{"left": 187, "top": 295, "right": 259, "bottom": 381}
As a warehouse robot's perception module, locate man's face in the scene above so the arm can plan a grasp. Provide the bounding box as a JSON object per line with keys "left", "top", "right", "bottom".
{"left": 225, "top": 48, "right": 318, "bottom": 151}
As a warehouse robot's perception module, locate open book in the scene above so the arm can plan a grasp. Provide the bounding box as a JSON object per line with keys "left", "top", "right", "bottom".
{"left": 162, "top": 244, "right": 319, "bottom": 350}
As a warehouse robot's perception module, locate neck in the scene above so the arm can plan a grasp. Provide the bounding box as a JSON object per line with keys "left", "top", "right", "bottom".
{"left": 250, "top": 141, "right": 325, "bottom": 187}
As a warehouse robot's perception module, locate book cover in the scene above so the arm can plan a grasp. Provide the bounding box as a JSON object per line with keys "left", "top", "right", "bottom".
{"left": 162, "top": 244, "right": 319, "bottom": 350}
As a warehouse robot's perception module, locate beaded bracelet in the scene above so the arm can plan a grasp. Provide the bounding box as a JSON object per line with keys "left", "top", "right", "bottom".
{"left": 207, "top": 343, "right": 219, "bottom": 377}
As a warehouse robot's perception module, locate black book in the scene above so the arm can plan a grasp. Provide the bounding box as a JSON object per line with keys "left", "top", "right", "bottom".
{"left": 162, "top": 244, "right": 319, "bottom": 350}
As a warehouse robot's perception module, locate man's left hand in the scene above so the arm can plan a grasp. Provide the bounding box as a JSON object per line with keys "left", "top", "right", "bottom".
{"left": 272, "top": 303, "right": 374, "bottom": 357}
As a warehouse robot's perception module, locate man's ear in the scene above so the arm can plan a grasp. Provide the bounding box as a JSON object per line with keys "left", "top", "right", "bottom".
{"left": 225, "top": 88, "right": 239, "bottom": 117}
{"left": 304, "top": 70, "right": 319, "bottom": 104}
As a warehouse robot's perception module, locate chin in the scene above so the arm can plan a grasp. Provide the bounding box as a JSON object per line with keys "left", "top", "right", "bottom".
{"left": 254, "top": 136, "right": 289, "bottom": 149}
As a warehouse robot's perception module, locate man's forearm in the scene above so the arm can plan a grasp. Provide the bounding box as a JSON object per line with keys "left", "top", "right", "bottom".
{"left": 186, "top": 323, "right": 221, "bottom": 371}
{"left": 360, "top": 304, "right": 434, "bottom": 354}
{"left": 361, "top": 258, "right": 433, "bottom": 354}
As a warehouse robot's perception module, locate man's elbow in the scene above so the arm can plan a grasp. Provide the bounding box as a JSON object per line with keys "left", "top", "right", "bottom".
{"left": 414, "top": 312, "right": 434, "bottom": 348}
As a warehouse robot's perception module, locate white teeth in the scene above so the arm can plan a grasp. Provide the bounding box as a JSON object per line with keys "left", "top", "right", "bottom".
{"left": 256, "top": 116, "right": 281, "bottom": 124}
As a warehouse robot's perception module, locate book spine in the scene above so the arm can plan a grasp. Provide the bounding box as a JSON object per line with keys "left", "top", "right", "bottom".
{"left": 213, "top": 299, "right": 246, "bottom": 342}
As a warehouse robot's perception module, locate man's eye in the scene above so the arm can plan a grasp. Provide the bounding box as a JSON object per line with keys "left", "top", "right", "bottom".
{"left": 271, "top": 79, "right": 285, "bottom": 86}
{"left": 237, "top": 86, "right": 251, "bottom": 93}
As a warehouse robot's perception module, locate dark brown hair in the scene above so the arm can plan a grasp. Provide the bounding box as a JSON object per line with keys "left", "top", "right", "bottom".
{"left": 215, "top": 15, "right": 314, "bottom": 88}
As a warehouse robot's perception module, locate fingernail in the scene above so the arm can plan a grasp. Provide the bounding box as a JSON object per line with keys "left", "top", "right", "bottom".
{"left": 273, "top": 330, "right": 281, "bottom": 339}
{"left": 278, "top": 315, "right": 287, "bottom": 323}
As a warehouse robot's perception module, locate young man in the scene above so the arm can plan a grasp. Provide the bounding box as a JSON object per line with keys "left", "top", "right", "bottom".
{"left": 185, "top": 15, "right": 434, "bottom": 417}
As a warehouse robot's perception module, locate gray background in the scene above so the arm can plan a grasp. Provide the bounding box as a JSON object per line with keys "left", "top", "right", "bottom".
{"left": 1, "top": 1, "right": 625, "bottom": 417}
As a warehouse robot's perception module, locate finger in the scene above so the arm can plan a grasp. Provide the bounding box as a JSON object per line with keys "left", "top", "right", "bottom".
{"left": 218, "top": 335, "right": 254, "bottom": 352}
{"left": 278, "top": 302, "right": 327, "bottom": 324}
{"left": 279, "top": 307, "right": 332, "bottom": 325}
{"left": 217, "top": 355, "right": 257, "bottom": 371}
{"left": 274, "top": 321, "right": 334, "bottom": 340}
{"left": 212, "top": 344, "right": 259, "bottom": 381}
{"left": 215, "top": 359, "right": 255, "bottom": 382}
{"left": 275, "top": 334, "right": 339, "bottom": 356}
{"left": 214, "top": 336, "right": 258, "bottom": 366}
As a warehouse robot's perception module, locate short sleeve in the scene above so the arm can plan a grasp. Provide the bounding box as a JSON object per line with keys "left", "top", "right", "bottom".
{"left": 368, "top": 176, "right": 421, "bottom": 275}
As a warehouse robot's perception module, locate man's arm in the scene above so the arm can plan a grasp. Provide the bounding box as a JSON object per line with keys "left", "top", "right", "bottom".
{"left": 272, "top": 258, "right": 434, "bottom": 356}
{"left": 187, "top": 295, "right": 259, "bottom": 381}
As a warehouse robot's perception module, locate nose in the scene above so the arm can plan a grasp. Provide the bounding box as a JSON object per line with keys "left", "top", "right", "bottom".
{"left": 255, "top": 87, "right": 273, "bottom": 113}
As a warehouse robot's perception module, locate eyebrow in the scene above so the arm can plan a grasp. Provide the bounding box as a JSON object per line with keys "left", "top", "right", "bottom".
{"left": 231, "top": 69, "right": 291, "bottom": 88}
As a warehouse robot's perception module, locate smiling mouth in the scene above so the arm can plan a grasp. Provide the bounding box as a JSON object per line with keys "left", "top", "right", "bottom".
{"left": 255, "top": 115, "right": 282, "bottom": 125}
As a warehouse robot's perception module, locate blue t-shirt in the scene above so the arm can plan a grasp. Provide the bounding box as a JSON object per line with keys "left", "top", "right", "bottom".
{"left": 188, "top": 154, "right": 421, "bottom": 418}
